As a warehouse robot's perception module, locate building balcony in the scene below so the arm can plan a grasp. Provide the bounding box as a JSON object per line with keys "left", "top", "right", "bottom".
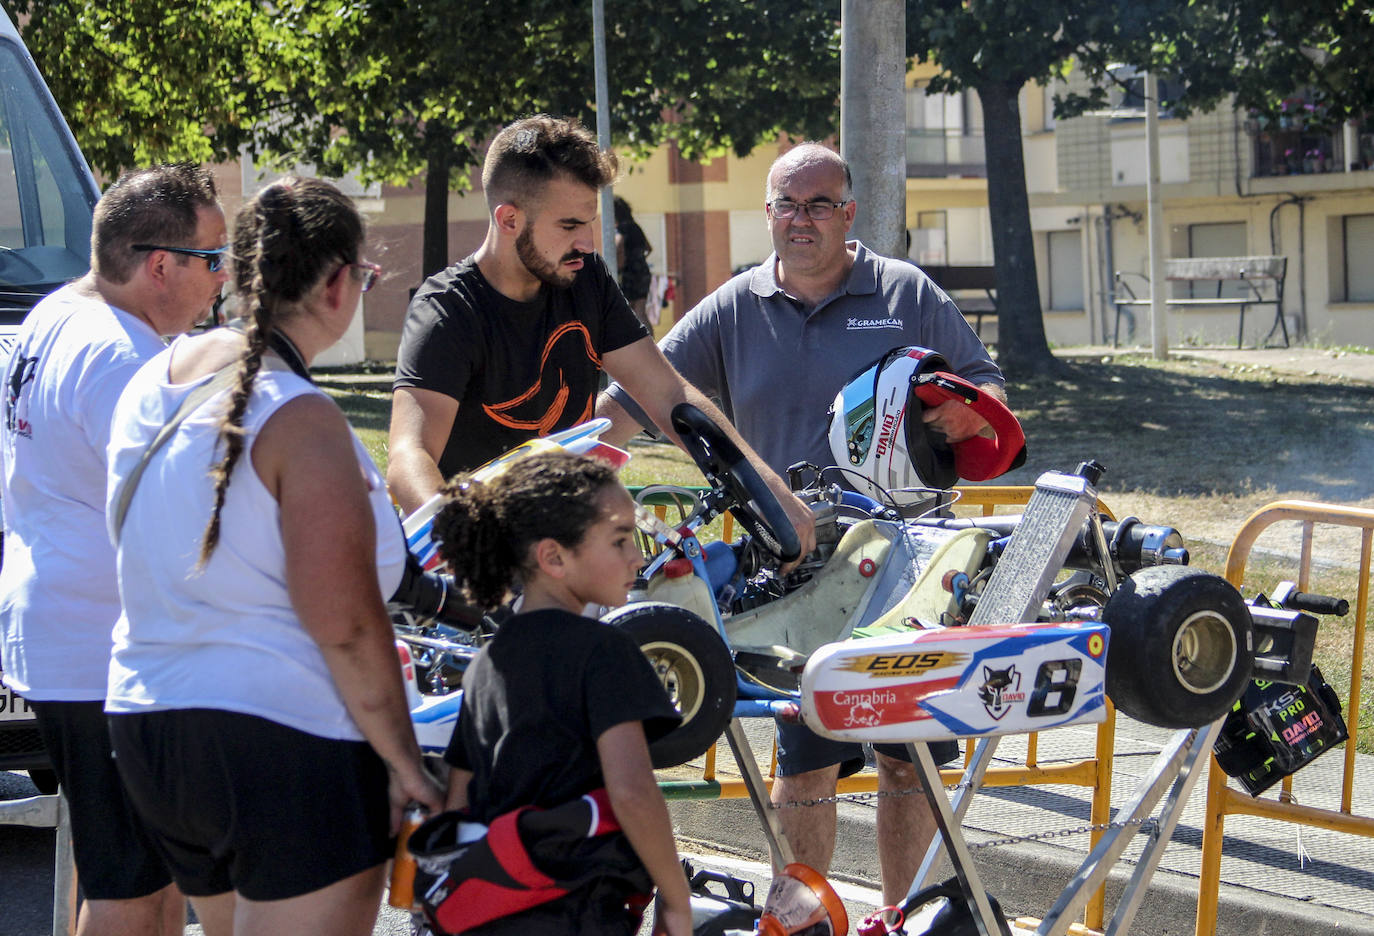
{"left": 907, "top": 129, "right": 987, "bottom": 178}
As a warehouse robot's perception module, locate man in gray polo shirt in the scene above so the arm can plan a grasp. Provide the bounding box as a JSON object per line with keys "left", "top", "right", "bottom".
{"left": 596, "top": 142, "right": 1007, "bottom": 902}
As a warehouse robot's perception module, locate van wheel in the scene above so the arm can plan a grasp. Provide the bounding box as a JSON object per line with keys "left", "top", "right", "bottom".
{"left": 604, "top": 602, "right": 737, "bottom": 768}
{"left": 28, "top": 768, "right": 59, "bottom": 795}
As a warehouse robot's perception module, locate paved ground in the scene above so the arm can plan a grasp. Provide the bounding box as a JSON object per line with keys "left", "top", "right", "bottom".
{"left": 666, "top": 713, "right": 1374, "bottom": 936}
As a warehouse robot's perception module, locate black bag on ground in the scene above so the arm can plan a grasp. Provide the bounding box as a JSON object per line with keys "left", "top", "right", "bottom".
{"left": 682, "top": 860, "right": 761, "bottom": 936}
{"left": 894, "top": 876, "right": 1011, "bottom": 936}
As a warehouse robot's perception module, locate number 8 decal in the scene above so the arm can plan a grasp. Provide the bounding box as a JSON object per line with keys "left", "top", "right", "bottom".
{"left": 1027, "top": 659, "right": 1081, "bottom": 717}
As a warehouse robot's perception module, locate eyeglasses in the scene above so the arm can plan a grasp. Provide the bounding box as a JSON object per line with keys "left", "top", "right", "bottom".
{"left": 345, "top": 261, "right": 382, "bottom": 293}
{"left": 767, "top": 199, "right": 851, "bottom": 221}
{"left": 132, "top": 243, "right": 229, "bottom": 273}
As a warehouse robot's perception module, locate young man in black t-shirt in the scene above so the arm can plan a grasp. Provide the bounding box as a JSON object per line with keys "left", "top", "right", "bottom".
{"left": 387, "top": 116, "right": 814, "bottom": 564}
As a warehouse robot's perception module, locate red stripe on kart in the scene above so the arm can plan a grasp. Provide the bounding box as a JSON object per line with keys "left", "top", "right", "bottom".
{"left": 813, "top": 676, "right": 962, "bottom": 730}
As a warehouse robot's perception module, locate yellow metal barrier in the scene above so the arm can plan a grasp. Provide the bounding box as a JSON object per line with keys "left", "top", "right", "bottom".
{"left": 1196, "top": 500, "right": 1374, "bottom": 936}
{"left": 653, "top": 484, "right": 1120, "bottom": 931}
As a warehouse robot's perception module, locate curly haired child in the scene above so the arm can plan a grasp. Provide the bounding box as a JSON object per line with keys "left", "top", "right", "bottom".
{"left": 427, "top": 451, "right": 690, "bottom": 935}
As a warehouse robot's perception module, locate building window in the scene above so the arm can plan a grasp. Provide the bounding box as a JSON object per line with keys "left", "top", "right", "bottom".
{"left": 905, "top": 84, "right": 986, "bottom": 177}
{"left": 1108, "top": 66, "right": 1185, "bottom": 119}
{"left": 1048, "top": 230, "right": 1083, "bottom": 310}
{"left": 910, "top": 210, "right": 947, "bottom": 266}
{"left": 1248, "top": 90, "right": 1342, "bottom": 177}
{"left": 1188, "top": 222, "right": 1247, "bottom": 300}
{"left": 1344, "top": 215, "right": 1374, "bottom": 302}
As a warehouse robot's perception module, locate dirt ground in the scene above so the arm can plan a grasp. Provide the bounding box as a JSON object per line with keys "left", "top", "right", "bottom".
{"left": 987, "top": 353, "right": 1374, "bottom": 569}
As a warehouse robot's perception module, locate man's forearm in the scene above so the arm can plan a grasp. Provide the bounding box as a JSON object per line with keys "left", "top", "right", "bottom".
{"left": 593, "top": 392, "right": 652, "bottom": 448}
{"left": 387, "top": 449, "right": 447, "bottom": 516}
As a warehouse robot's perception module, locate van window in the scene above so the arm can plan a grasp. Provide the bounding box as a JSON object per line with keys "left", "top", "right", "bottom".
{"left": 0, "top": 35, "right": 97, "bottom": 321}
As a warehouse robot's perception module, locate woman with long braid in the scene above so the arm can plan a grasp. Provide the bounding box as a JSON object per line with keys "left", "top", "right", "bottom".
{"left": 104, "top": 177, "right": 443, "bottom": 936}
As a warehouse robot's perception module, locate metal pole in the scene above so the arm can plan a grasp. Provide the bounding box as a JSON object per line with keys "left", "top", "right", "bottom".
{"left": 840, "top": 0, "right": 906, "bottom": 258}
{"left": 1145, "top": 72, "right": 1169, "bottom": 359}
{"left": 592, "top": 0, "right": 616, "bottom": 272}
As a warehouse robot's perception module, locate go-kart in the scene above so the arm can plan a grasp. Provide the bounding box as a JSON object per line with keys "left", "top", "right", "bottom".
{"left": 391, "top": 402, "right": 1297, "bottom": 771}
{"left": 605, "top": 403, "right": 1275, "bottom": 769}
{"left": 387, "top": 404, "right": 1328, "bottom": 935}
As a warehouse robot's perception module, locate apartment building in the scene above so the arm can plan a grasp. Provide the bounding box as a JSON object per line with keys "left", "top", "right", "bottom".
{"left": 1025, "top": 69, "right": 1374, "bottom": 349}
{"left": 244, "top": 62, "right": 1374, "bottom": 364}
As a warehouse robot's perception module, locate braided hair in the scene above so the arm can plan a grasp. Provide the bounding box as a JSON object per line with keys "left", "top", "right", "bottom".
{"left": 431, "top": 451, "right": 622, "bottom": 610}
{"left": 198, "top": 177, "right": 364, "bottom": 564}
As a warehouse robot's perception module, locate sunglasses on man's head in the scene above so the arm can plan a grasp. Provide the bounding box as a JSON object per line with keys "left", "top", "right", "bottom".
{"left": 132, "top": 243, "right": 229, "bottom": 273}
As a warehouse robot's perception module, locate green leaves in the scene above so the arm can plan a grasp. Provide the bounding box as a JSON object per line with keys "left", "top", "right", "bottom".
{"left": 14, "top": 0, "right": 844, "bottom": 187}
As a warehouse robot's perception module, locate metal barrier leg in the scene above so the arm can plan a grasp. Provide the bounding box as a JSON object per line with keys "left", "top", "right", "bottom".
{"left": 53, "top": 791, "right": 76, "bottom": 936}
{"left": 0, "top": 789, "right": 76, "bottom": 936}
{"left": 724, "top": 718, "right": 795, "bottom": 873}
{"left": 908, "top": 735, "right": 1001, "bottom": 898}
{"left": 1035, "top": 723, "right": 1218, "bottom": 936}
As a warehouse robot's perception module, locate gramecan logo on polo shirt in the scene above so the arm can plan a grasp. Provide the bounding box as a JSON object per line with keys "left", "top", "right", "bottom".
{"left": 847, "top": 316, "right": 902, "bottom": 330}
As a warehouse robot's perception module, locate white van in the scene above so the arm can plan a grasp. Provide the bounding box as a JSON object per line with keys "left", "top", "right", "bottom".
{"left": 0, "top": 6, "right": 99, "bottom": 357}
{"left": 0, "top": 4, "right": 100, "bottom": 793}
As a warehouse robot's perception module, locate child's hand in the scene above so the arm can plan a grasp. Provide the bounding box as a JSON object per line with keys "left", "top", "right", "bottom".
{"left": 651, "top": 897, "right": 692, "bottom": 936}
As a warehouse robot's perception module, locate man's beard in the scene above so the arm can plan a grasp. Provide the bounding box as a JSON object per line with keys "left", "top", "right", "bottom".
{"left": 516, "top": 224, "right": 580, "bottom": 289}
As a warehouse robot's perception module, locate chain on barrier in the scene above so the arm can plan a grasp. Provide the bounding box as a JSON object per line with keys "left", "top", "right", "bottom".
{"left": 772, "top": 784, "right": 1159, "bottom": 851}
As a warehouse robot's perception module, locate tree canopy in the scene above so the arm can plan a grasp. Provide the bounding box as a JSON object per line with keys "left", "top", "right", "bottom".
{"left": 14, "top": 0, "right": 843, "bottom": 274}
{"left": 905, "top": 0, "right": 1374, "bottom": 375}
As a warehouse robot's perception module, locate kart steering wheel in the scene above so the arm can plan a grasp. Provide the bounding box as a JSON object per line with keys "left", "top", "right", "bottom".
{"left": 670, "top": 403, "right": 802, "bottom": 563}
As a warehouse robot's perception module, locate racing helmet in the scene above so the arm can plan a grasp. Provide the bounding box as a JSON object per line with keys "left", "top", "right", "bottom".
{"left": 827, "top": 346, "right": 1026, "bottom": 498}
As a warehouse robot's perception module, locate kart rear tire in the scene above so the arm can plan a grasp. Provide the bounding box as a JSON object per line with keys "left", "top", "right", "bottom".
{"left": 1105, "top": 566, "right": 1254, "bottom": 728}
{"left": 604, "top": 602, "right": 737, "bottom": 768}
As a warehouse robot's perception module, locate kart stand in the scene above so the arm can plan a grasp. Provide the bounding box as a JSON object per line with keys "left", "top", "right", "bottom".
{"left": 898, "top": 721, "right": 1223, "bottom": 936}
{"left": 872, "top": 468, "right": 1223, "bottom": 935}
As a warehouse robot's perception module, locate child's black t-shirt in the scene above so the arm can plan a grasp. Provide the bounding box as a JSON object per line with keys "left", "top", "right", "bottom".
{"left": 444, "top": 608, "right": 681, "bottom": 824}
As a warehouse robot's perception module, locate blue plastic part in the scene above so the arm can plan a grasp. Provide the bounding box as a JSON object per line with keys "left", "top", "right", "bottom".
{"left": 837, "top": 490, "right": 886, "bottom": 514}
{"left": 702, "top": 539, "right": 739, "bottom": 593}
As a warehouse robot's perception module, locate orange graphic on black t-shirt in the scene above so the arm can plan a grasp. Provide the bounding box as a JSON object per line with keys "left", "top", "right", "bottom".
{"left": 483, "top": 321, "right": 601, "bottom": 434}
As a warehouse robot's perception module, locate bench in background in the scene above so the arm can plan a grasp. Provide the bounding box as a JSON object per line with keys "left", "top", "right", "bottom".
{"left": 1113, "top": 256, "right": 1289, "bottom": 349}
{"left": 923, "top": 264, "right": 997, "bottom": 341}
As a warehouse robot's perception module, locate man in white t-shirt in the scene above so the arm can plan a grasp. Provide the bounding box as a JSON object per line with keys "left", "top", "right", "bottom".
{"left": 0, "top": 164, "right": 228, "bottom": 936}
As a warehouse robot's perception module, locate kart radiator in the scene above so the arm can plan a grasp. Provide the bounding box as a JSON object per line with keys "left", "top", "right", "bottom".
{"left": 967, "top": 470, "right": 1099, "bottom": 628}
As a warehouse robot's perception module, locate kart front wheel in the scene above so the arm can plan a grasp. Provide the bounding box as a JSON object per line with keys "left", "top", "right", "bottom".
{"left": 603, "top": 602, "right": 737, "bottom": 768}
{"left": 1105, "top": 566, "right": 1254, "bottom": 728}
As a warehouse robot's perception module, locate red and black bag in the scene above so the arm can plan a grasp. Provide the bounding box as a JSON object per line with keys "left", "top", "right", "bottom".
{"left": 408, "top": 788, "right": 652, "bottom": 935}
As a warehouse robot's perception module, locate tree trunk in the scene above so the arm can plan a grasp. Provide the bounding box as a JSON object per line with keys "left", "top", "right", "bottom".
{"left": 976, "top": 80, "right": 1060, "bottom": 377}
{"left": 422, "top": 133, "right": 450, "bottom": 280}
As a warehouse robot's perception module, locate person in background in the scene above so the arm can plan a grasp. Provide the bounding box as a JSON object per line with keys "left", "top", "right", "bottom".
{"left": 105, "top": 177, "right": 442, "bottom": 936}
{"left": 596, "top": 143, "right": 1007, "bottom": 904}
{"left": 614, "top": 195, "right": 654, "bottom": 330}
{"left": 431, "top": 451, "right": 689, "bottom": 935}
{"left": 0, "top": 163, "right": 228, "bottom": 936}
{"left": 386, "top": 115, "right": 813, "bottom": 564}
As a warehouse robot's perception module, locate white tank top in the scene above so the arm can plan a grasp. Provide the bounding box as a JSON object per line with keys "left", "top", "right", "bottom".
{"left": 105, "top": 345, "right": 405, "bottom": 740}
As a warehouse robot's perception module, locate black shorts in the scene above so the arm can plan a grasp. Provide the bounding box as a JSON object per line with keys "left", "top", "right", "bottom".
{"left": 29, "top": 700, "right": 172, "bottom": 900}
{"left": 107, "top": 708, "right": 392, "bottom": 901}
{"left": 774, "top": 718, "right": 959, "bottom": 778}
